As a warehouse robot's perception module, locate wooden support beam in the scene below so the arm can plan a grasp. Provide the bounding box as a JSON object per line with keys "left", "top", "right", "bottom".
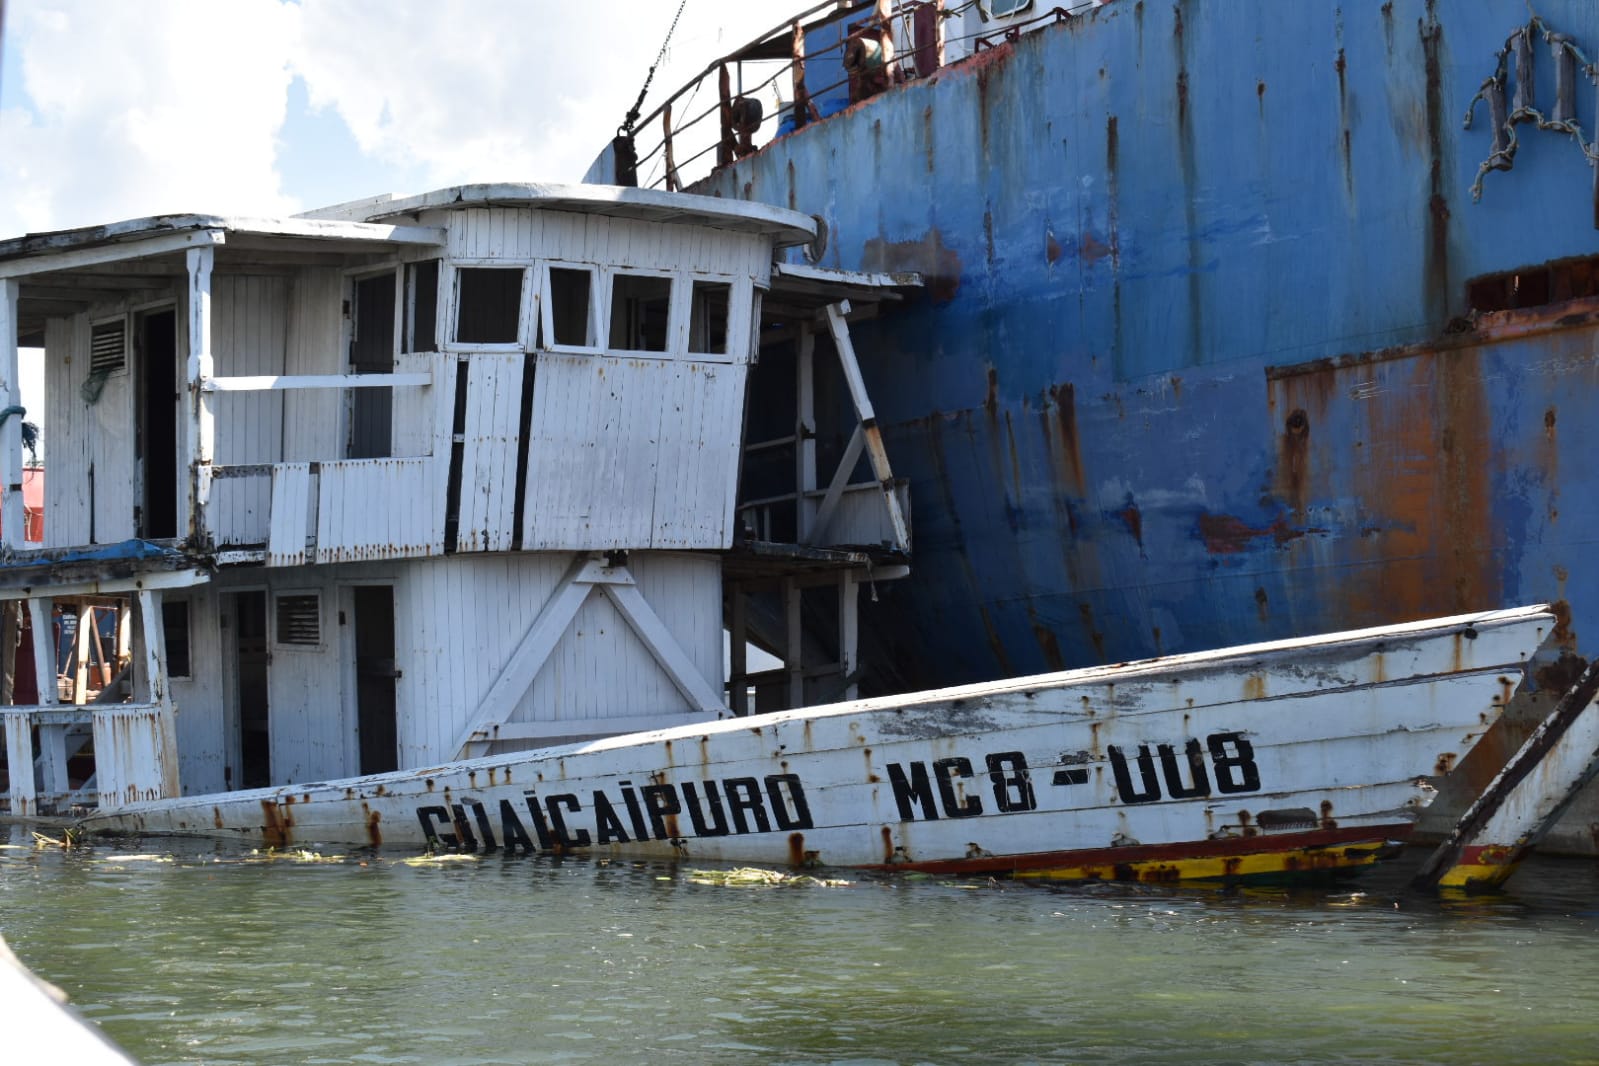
{"left": 795, "top": 323, "right": 817, "bottom": 540}
{"left": 785, "top": 577, "right": 804, "bottom": 708}
{"left": 186, "top": 245, "right": 215, "bottom": 542}
{"left": 3, "top": 710, "right": 35, "bottom": 815}
{"left": 0, "top": 229, "right": 222, "bottom": 279}
{"left": 806, "top": 425, "right": 864, "bottom": 546}
{"left": 205, "top": 372, "right": 430, "bottom": 392}
{"left": 602, "top": 582, "right": 726, "bottom": 716}
{"left": 729, "top": 586, "right": 748, "bottom": 716}
{"left": 838, "top": 570, "right": 859, "bottom": 702}
{"left": 0, "top": 278, "right": 21, "bottom": 552}
{"left": 73, "top": 605, "right": 93, "bottom": 706}
{"left": 455, "top": 556, "right": 621, "bottom": 758}
{"left": 822, "top": 301, "right": 909, "bottom": 551}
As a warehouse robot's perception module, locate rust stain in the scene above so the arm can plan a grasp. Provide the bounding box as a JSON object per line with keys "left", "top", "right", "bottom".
{"left": 1421, "top": 11, "right": 1451, "bottom": 321}
{"left": 880, "top": 825, "right": 895, "bottom": 864}
{"left": 260, "top": 799, "right": 292, "bottom": 849}
{"left": 984, "top": 366, "right": 999, "bottom": 417}
{"left": 1027, "top": 607, "right": 1067, "bottom": 672}
{"left": 1276, "top": 408, "right": 1311, "bottom": 517}
{"left": 1242, "top": 674, "right": 1266, "bottom": 701}
{"left": 363, "top": 803, "right": 383, "bottom": 848}
{"left": 1046, "top": 229, "right": 1063, "bottom": 264}
{"left": 1113, "top": 498, "right": 1143, "bottom": 550}
{"left": 212, "top": 806, "right": 224, "bottom": 830}
{"left": 1046, "top": 384, "right": 1086, "bottom": 495}
{"left": 1319, "top": 799, "right": 1337, "bottom": 830}
{"left": 1535, "top": 649, "right": 1587, "bottom": 692}
{"left": 1077, "top": 602, "right": 1107, "bottom": 662}
{"left": 861, "top": 229, "right": 962, "bottom": 305}
{"left": 1254, "top": 586, "right": 1269, "bottom": 623}
{"left": 1078, "top": 232, "right": 1113, "bottom": 263}
{"left": 788, "top": 832, "right": 807, "bottom": 868}
{"left": 1434, "top": 752, "right": 1457, "bottom": 775}
{"left": 1196, "top": 512, "right": 1318, "bottom": 554}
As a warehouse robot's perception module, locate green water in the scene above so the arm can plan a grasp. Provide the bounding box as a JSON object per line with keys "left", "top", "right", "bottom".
{"left": 3, "top": 824, "right": 1599, "bottom": 1065}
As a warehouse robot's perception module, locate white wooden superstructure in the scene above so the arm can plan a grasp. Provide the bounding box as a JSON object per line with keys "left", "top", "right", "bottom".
{"left": 0, "top": 185, "right": 914, "bottom": 815}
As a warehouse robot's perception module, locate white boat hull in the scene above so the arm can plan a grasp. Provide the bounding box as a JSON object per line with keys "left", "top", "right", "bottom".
{"left": 83, "top": 606, "right": 1556, "bottom": 882}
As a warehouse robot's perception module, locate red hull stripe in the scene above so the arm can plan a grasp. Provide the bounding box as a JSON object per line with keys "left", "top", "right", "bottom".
{"left": 863, "top": 824, "right": 1414, "bottom": 876}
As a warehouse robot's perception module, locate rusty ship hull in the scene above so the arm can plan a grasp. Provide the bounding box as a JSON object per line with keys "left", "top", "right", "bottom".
{"left": 587, "top": 1, "right": 1599, "bottom": 847}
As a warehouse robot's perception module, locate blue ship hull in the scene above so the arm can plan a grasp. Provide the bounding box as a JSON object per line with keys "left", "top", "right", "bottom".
{"left": 682, "top": 0, "right": 1599, "bottom": 691}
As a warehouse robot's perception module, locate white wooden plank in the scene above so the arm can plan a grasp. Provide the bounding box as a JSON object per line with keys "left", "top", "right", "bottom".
{"left": 268, "top": 463, "right": 313, "bottom": 566}
{"left": 0, "top": 229, "right": 221, "bottom": 279}
{"left": 455, "top": 555, "right": 611, "bottom": 757}
{"left": 0, "top": 279, "right": 21, "bottom": 550}
{"left": 186, "top": 246, "right": 215, "bottom": 528}
{"left": 282, "top": 267, "right": 343, "bottom": 461}
{"left": 314, "top": 457, "right": 439, "bottom": 562}
{"left": 3, "top": 710, "right": 36, "bottom": 813}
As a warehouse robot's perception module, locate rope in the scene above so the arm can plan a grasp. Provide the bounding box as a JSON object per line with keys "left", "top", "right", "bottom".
{"left": 620, "top": 0, "right": 690, "bottom": 139}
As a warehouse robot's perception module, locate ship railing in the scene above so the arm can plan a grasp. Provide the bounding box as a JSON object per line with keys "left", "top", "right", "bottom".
{"left": 1, "top": 701, "right": 174, "bottom": 818}
{"left": 202, "top": 358, "right": 445, "bottom": 557}
{"left": 620, "top": 0, "right": 1106, "bottom": 193}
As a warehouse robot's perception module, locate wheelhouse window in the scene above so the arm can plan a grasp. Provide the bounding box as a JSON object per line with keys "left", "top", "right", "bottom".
{"left": 404, "top": 260, "right": 440, "bottom": 353}
{"left": 609, "top": 272, "right": 673, "bottom": 353}
{"left": 688, "top": 279, "right": 732, "bottom": 356}
{"left": 545, "top": 265, "right": 598, "bottom": 349}
{"left": 454, "top": 267, "right": 525, "bottom": 345}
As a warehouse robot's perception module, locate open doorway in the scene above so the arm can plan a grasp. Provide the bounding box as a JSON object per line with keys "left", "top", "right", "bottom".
{"left": 136, "top": 307, "right": 179, "bottom": 539}
{"left": 231, "top": 591, "right": 271, "bottom": 788}
{"left": 349, "top": 272, "right": 395, "bottom": 459}
{"left": 353, "top": 585, "right": 398, "bottom": 774}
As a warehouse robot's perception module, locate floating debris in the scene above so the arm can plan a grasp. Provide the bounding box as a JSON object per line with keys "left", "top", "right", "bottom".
{"left": 685, "top": 867, "right": 850, "bottom": 888}
{"left": 399, "top": 853, "right": 481, "bottom": 866}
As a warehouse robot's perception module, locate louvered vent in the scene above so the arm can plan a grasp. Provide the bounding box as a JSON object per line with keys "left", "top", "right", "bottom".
{"left": 275, "top": 593, "right": 321, "bottom": 646}
{"left": 90, "top": 321, "right": 126, "bottom": 374}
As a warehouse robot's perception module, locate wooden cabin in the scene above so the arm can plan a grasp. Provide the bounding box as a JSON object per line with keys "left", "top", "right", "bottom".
{"left": 0, "top": 184, "right": 913, "bottom": 815}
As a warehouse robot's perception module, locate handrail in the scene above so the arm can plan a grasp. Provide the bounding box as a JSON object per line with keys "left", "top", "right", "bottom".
{"left": 203, "top": 372, "right": 432, "bottom": 392}
{"left": 628, "top": 0, "right": 1107, "bottom": 192}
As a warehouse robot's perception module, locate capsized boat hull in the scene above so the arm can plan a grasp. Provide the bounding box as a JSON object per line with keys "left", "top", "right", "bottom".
{"left": 82, "top": 607, "right": 1555, "bottom": 881}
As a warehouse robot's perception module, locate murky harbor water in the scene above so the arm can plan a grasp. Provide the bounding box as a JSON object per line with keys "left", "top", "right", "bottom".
{"left": 4, "top": 825, "right": 1599, "bottom": 1065}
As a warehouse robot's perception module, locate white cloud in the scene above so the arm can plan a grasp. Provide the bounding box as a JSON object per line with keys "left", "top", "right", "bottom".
{"left": 0, "top": 0, "right": 804, "bottom": 236}
{"left": 291, "top": 0, "right": 796, "bottom": 188}
{"left": 0, "top": 0, "right": 300, "bottom": 235}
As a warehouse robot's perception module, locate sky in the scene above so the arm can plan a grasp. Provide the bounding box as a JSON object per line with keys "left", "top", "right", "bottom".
{"left": 0, "top": 0, "right": 801, "bottom": 237}
{"left": 0, "top": 0, "right": 803, "bottom": 430}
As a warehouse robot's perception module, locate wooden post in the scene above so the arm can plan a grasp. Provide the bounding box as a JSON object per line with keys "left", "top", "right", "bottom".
{"left": 663, "top": 104, "right": 680, "bottom": 192}
{"left": 136, "top": 588, "right": 180, "bottom": 798}
{"left": 729, "top": 585, "right": 748, "bottom": 715}
{"left": 73, "top": 604, "right": 93, "bottom": 706}
{"left": 0, "top": 601, "right": 17, "bottom": 706}
{"left": 137, "top": 589, "right": 168, "bottom": 707}
{"left": 791, "top": 20, "right": 810, "bottom": 131}
{"left": 717, "top": 63, "right": 736, "bottom": 168}
{"left": 0, "top": 278, "right": 22, "bottom": 552}
{"left": 3, "top": 710, "right": 35, "bottom": 815}
{"left": 785, "top": 577, "right": 804, "bottom": 708}
{"left": 838, "top": 570, "right": 859, "bottom": 702}
{"left": 27, "top": 598, "right": 67, "bottom": 801}
{"left": 795, "top": 323, "right": 817, "bottom": 540}
{"left": 823, "top": 302, "right": 909, "bottom": 551}
{"left": 186, "top": 245, "right": 215, "bottom": 545}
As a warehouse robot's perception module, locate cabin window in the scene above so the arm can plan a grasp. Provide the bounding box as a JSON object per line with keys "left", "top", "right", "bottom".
{"left": 688, "top": 280, "right": 732, "bottom": 355}
{"left": 985, "top": 0, "right": 1032, "bottom": 16}
{"left": 274, "top": 592, "right": 322, "bottom": 647}
{"left": 609, "top": 273, "right": 674, "bottom": 353}
{"left": 454, "top": 267, "right": 524, "bottom": 345}
{"left": 404, "top": 260, "right": 440, "bottom": 353}
{"left": 545, "top": 266, "right": 598, "bottom": 349}
{"left": 162, "top": 600, "right": 191, "bottom": 678}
